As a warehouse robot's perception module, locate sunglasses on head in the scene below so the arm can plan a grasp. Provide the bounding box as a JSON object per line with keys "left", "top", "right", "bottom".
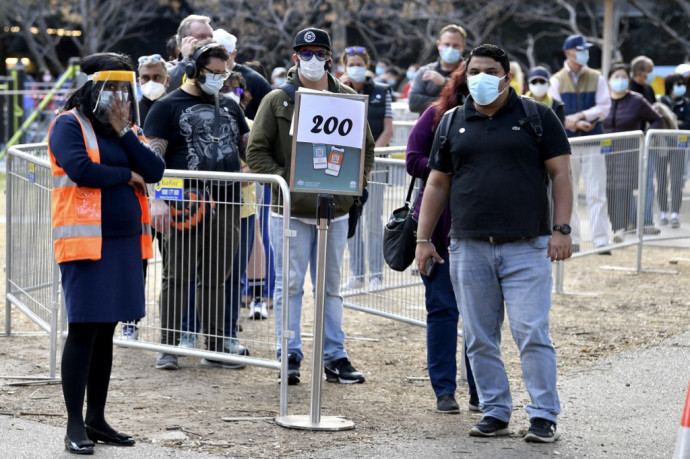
{"left": 345, "top": 46, "right": 366, "bottom": 54}
{"left": 530, "top": 79, "right": 547, "bottom": 85}
{"left": 296, "top": 50, "right": 330, "bottom": 62}
{"left": 138, "top": 54, "right": 163, "bottom": 65}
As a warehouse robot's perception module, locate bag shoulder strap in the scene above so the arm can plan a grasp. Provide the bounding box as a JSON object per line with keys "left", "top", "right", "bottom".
{"left": 520, "top": 96, "right": 543, "bottom": 144}
{"left": 279, "top": 82, "right": 298, "bottom": 102}
{"left": 434, "top": 105, "right": 460, "bottom": 156}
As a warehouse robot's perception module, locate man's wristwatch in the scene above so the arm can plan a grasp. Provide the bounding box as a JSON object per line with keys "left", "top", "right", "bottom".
{"left": 553, "top": 224, "right": 572, "bottom": 235}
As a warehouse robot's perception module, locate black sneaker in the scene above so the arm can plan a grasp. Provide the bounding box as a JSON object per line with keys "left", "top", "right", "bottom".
{"left": 468, "top": 393, "right": 480, "bottom": 412}
{"left": 469, "top": 416, "right": 510, "bottom": 437}
{"left": 436, "top": 394, "right": 460, "bottom": 414}
{"left": 524, "top": 417, "right": 560, "bottom": 443}
{"left": 324, "top": 358, "right": 365, "bottom": 384}
{"left": 277, "top": 354, "right": 301, "bottom": 385}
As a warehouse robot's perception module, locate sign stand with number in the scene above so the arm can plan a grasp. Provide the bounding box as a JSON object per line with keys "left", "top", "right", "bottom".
{"left": 275, "top": 194, "right": 355, "bottom": 431}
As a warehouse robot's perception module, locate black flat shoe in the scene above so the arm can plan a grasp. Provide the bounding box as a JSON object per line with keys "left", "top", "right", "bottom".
{"left": 85, "top": 425, "right": 135, "bottom": 446}
{"left": 64, "top": 436, "right": 94, "bottom": 455}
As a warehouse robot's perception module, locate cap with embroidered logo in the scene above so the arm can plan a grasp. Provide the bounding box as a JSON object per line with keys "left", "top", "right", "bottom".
{"left": 293, "top": 28, "right": 331, "bottom": 52}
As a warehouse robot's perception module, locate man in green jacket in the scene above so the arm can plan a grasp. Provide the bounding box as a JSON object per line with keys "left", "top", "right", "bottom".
{"left": 246, "top": 27, "right": 375, "bottom": 385}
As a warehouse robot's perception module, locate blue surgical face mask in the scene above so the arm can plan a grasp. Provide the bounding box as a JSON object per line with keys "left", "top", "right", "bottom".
{"left": 375, "top": 65, "right": 386, "bottom": 76}
{"left": 609, "top": 77, "right": 629, "bottom": 93}
{"left": 439, "top": 46, "right": 461, "bottom": 64}
{"left": 673, "top": 84, "right": 687, "bottom": 98}
{"left": 406, "top": 69, "right": 417, "bottom": 80}
{"left": 347, "top": 66, "right": 366, "bottom": 83}
{"left": 199, "top": 73, "right": 225, "bottom": 95}
{"left": 574, "top": 50, "right": 589, "bottom": 66}
{"left": 645, "top": 73, "right": 655, "bottom": 85}
{"left": 274, "top": 77, "right": 286, "bottom": 87}
{"left": 468, "top": 72, "right": 507, "bottom": 106}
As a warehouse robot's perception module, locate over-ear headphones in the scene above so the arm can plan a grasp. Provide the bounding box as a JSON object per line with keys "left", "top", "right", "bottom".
{"left": 185, "top": 43, "right": 222, "bottom": 80}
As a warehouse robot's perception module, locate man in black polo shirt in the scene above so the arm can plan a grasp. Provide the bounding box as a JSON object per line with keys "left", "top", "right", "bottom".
{"left": 415, "top": 44, "right": 573, "bottom": 443}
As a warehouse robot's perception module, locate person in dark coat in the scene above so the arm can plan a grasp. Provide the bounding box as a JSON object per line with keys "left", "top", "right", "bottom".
{"left": 48, "top": 52, "right": 165, "bottom": 454}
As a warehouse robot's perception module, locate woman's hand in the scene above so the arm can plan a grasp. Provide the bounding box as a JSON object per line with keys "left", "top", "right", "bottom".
{"left": 107, "top": 91, "right": 130, "bottom": 134}
{"left": 128, "top": 171, "right": 147, "bottom": 196}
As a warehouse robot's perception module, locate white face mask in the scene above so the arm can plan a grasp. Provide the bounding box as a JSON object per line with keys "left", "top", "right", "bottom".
{"left": 140, "top": 81, "right": 166, "bottom": 101}
{"left": 299, "top": 56, "right": 327, "bottom": 81}
{"left": 529, "top": 82, "right": 549, "bottom": 98}
{"left": 225, "top": 92, "right": 241, "bottom": 105}
{"left": 199, "top": 73, "right": 225, "bottom": 95}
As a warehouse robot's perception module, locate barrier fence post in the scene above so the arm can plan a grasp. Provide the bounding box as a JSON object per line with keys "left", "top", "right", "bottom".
{"left": 673, "top": 379, "right": 690, "bottom": 459}
{"left": 275, "top": 194, "right": 354, "bottom": 431}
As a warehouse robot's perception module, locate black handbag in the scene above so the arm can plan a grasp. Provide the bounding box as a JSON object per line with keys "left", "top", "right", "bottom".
{"left": 382, "top": 177, "right": 418, "bottom": 271}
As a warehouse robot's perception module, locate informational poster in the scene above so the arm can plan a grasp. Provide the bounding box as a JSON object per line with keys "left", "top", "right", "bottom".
{"left": 290, "top": 89, "right": 368, "bottom": 195}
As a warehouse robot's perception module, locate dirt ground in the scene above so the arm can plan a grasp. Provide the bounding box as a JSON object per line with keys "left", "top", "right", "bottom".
{"left": 1, "top": 245, "right": 689, "bottom": 457}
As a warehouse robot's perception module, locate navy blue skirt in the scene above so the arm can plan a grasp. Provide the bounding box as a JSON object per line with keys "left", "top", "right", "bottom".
{"left": 60, "top": 235, "right": 146, "bottom": 323}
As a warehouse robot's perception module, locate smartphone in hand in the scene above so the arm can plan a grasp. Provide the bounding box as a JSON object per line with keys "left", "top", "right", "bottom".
{"left": 424, "top": 257, "right": 437, "bottom": 278}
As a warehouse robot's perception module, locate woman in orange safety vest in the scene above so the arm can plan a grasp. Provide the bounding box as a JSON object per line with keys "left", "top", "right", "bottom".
{"left": 47, "top": 52, "right": 164, "bottom": 455}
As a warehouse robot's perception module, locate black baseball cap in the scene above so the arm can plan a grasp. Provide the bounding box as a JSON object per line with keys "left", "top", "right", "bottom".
{"left": 293, "top": 28, "right": 331, "bottom": 52}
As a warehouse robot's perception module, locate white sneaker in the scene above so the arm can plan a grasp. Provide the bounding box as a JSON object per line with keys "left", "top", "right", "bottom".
{"left": 612, "top": 230, "right": 624, "bottom": 243}
{"left": 369, "top": 277, "right": 382, "bottom": 289}
{"left": 224, "top": 338, "right": 250, "bottom": 356}
{"left": 248, "top": 299, "right": 269, "bottom": 320}
{"left": 178, "top": 332, "right": 197, "bottom": 349}
{"left": 343, "top": 277, "right": 364, "bottom": 290}
{"left": 120, "top": 324, "right": 139, "bottom": 341}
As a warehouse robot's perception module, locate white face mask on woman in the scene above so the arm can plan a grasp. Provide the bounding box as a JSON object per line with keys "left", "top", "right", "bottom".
{"left": 529, "top": 82, "right": 549, "bottom": 98}
{"left": 299, "top": 56, "right": 327, "bottom": 81}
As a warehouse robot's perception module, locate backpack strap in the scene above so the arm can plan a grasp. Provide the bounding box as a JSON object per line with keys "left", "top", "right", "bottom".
{"left": 278, "top": 82, "right": 297, "bottom": 102}
{"left": 520, "top": 96, "right": 543, "bottom": 144}
{"left": 431, "top": 105, "right": 460, "bottom": 157}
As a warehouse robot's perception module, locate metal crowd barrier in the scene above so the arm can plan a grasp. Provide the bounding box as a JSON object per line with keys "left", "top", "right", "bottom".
{"left": 3, "top": 146, "right": 62, "bottom": 380}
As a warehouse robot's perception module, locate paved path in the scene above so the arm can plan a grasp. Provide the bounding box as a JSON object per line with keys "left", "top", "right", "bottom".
{"left": 2, "top": 332, "right": 689, "bottom": 458}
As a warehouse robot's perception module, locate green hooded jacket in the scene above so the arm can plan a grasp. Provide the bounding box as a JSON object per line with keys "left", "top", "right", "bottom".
{"left": 246, "top": 66, "right": 376, "bottom": 218}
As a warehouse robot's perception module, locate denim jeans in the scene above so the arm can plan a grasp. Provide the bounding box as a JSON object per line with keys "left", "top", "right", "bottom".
{"left": 270, "top": 215, "right": 349, "bottom": 365}
{"left": 257, "top": 184, "right": 275, "bottom": 299}
{"left": 449, "top": 236, "right": 560, "bottom": 423}
{"left": 421, "top": 254, "right": 476, "bottom": 398}
{"left": 347, "top": 179, "right": 385, "bottom": 280}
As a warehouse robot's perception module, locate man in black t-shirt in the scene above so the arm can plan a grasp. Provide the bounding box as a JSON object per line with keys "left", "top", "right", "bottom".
{"left": 416, "top": 45, "right": 573, "bottom": 443}
{"left": 145, "top": 41, "right": 249, "bottom": 371}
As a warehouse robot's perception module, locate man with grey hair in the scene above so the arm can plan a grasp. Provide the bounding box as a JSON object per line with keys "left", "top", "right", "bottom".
{"left": 630, "top": 55, "right": 656, "bottom": 104}
{"left": 167, "top": 14, "right": 214, "bottom": 91}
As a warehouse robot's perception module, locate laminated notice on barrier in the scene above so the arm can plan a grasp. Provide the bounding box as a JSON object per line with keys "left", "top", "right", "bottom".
{"left": 154, "top": 178, "right": 184, "bottom": 200}
{"left": 600, "top": 139, "right": 612, "bottom": 154}
{"left": 28, "top": 163, "right": 35, "bottom": 183}
{"left": 679, "top": 135, "right": 688, "bottom": 148}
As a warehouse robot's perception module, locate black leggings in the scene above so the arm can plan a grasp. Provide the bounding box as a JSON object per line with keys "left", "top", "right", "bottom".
{"left": 61, "top": 322, "right": 117, "bottom": 441}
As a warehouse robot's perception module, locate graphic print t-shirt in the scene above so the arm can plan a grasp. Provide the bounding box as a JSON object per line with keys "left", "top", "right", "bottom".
{"left": 144, "top": 88, "right": 249, "bottom": 173}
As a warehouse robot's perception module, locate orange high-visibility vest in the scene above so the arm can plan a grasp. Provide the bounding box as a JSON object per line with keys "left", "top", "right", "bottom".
{"left": 48, "top": 108, "right": 153, "bottom": 263}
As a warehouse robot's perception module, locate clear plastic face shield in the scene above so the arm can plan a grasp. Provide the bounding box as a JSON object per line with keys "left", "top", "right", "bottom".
{"left": 90, "top": 70, "right": 140, "bottom": 127}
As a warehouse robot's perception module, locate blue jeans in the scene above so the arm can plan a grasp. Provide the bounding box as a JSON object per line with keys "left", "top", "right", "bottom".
{"left": 270, "top": 215, "right": 349, "bottom": 365}
{"left": 421, "top": 254, "right": 476, "bottom": 398}
{"left": 258, "top": 184, "right": 275, "bottom": 299}
{"left": 224, "top": 214, "right": 255, "bottom": 338}
{"left": 347, "top": 180, "right": 385, "bottom": 280}
{"left": 449, "top": 236, "right": 560, "bottom": 423}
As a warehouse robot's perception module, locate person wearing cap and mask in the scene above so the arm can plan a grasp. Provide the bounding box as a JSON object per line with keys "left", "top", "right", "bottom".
{"left": 246, "top": 27, "right": 375, "bottom": 386}
{"left": 338, "top": 45, "right": 393, "bottom": 291}
{"left": 144, "top": 40, "right": 250, "bottom": 371}
{"left": 271, "top": 66, "right": 287, "bottom": 88}
{"left": 408, "top": 24, "right": 467, "bottom": 114}
{"left": 550, "top": 34, "right": 612, "bottom": 253}
{"left": 213, "top": 28, "right": 272, "bottom": 120}
{"left": 47, "top": 52, "right": 165, "bottom": 454}
{"left": 416, "top": 43, "right": 572, "bottom": 443}
{"left": 525, "top": 66, "right": 564, "bottom": 124}
{"left": 137, "top": 54, "right": 170, "bottom": 124}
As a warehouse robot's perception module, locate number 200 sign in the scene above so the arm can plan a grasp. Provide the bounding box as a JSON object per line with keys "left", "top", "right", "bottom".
{"left": 296, "top": 91, "right": 366, "bottom": 149}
